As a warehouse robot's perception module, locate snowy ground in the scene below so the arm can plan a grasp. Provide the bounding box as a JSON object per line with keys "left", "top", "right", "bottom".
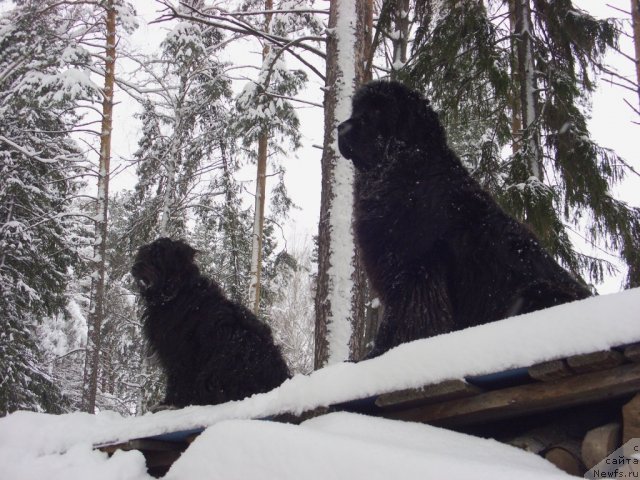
{"left": 1, "top": 288, "right": 638, "bottom": 479}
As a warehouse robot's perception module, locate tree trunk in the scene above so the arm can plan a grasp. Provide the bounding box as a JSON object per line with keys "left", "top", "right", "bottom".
{"left": 248, "top": 0, "right": 273, "bottom": 314}
{"left": 363, "top": 0, "right": 373, "bottom": 83}
{"left": 159, "top": 73, "right": 187, "bottom": 237}
{"left": 314, "top": 0, "right": 369, "bottom": 368}
{"left": 82, "top": 0, "right": 116, "bottom": 413}
{"left": 159, "top": 121, "right": 178, "bottom": 237}
{"left": 249, "top": 133, "right": 268, "bottom": 313}
{"left": 632, "top": 0, "right": 640, "bottom": 110}
{"left": 513, "top": 0, "right": 543, "bottom": 180}
{"left": 390, "top": 0, "right": 410, "bottom": 78}
{"left": 508, "top": 0, "right": 523, "bottom": 155}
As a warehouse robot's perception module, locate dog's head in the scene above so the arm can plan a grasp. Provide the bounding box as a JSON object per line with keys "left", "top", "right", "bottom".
{"left": 131, "top": 237, "right": 199, "bottom": 304}
{"left": 337, "top": 80, "right": 445, "bottom": 171}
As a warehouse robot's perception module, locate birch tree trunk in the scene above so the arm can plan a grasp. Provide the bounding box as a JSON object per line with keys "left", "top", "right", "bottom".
{"left": 314, "top": 0, "right": 369, "bottom": 368}
{"left": 248, "top": 0, "right": 273, "bottom": 314}
{"left": 513, "top": 0, "right": 543, "bottom": 180}
{"left": 82, "top": 0, "right": 116, "bottom": 413}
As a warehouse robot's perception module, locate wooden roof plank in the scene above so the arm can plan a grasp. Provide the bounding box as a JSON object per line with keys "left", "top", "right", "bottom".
{"left": 566, "top": 350, "right": 624, "bottom": 374}
{"left": 375, "top": 379, "right": 482, "bottom": 410}
{"left": 381, "top": 363, "right": 640, "bottom": 428}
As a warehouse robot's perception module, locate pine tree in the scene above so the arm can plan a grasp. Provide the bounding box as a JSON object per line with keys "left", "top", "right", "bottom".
{"left": 82, "top": 0, "right": 119, "bottom": 414}
{"left": 230, "top": 0, "right": 310, "bottom": 312}
{"left": 0, "top": 2, "right": 99, "bottom": 414}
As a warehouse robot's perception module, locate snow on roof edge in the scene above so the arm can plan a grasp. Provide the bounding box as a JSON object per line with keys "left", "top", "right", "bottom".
{"left": 1, "top": 287, "right": 638, "bottom": 455}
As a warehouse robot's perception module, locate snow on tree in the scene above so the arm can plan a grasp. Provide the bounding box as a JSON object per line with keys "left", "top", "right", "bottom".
{"left": 314, "top": 0, "right": 371, "bottom": 367}
{"left": 127, "top": 18, "right": 232, "bottom": 243}
{"left": 156, "top": 1, "right": 319, "bottom": 320}
{"left": 161, "top": 0, "right": 321, "bottom": 315}
{"left": 268, "top": 239, "right": 315, "bottom": 374}
{"left": 0, "top": 1, "right": 100, "bottom": 414}
{"left": 232, "top": 1, "right": 310, "bottom": 313}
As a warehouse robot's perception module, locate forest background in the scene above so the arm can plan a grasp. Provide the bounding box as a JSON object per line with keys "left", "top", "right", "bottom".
{"left": 1, "top": 0, "right": 639, "bottom": 417}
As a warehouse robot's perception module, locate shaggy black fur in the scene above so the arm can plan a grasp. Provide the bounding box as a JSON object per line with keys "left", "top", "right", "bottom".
{"left": 338, "top": 80, "right": 591, "bottom": 358}
{"left": 131, "top": 237, "right": 290, "bottom": 407}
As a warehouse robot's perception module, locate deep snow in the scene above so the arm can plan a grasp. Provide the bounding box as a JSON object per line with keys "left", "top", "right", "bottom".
{"left": 1, "top": 288, "right": 638, "bottom": 478}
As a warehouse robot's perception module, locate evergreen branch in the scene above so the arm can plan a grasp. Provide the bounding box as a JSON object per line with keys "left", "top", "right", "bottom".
{"left": 46, "top": 348, "right": 87, "bottom": 364}
{"left": 610, "top": 45, "right": 638, "bottom": 64}
{"left": 261, "top": 91, "right": 323, "bottom": 108}
{"left": 605, "top": 4, "right": 630, "bottom": 16}
{"left": 366, "top": 0, "right": 394, "bottom": 77}
{"left": 564, "top": 224, "right": 622, "bottom": 262}
{"left": 27, "top": 212, "right": 99, "bottom": 231}
{"left": 155, "top": 0, "right": 326, "bottom": 59}
{"left": 0, "top": 135, "right": 75, "bottom": 164}
{"left": 623, "top": 98, "right": 640, "bottom": 118}
{"left": 268, "top": 36, "right": 326, "bottom": 82}
{"left": 600, "top": 75, "right": 639, "bottom": 93}
{"left": 214, "top": 8, "right": 329, "bottom": 17}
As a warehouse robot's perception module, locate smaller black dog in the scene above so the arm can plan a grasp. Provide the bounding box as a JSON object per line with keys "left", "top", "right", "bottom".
{"left": 131, "top": 237, "right": 290, "bottom": 408}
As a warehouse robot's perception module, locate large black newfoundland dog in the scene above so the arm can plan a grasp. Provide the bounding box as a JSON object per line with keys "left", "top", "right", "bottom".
{"left": 338, "top": 80, "right": 591, "bottom": 358}
{"left": 131, "top": 238, "right": 290, "bottom": 407}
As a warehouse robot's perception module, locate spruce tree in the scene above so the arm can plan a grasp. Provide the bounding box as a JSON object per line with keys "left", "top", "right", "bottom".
{"left": 408, "top": 0, "right": 640, "bottom": 287}
{"left": 0, "top": 2, "right": 98, "bottom": 414}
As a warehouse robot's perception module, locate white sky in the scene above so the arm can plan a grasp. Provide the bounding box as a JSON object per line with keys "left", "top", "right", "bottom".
{"left": 108, "top": 0, "right": 639, "bottom": 292}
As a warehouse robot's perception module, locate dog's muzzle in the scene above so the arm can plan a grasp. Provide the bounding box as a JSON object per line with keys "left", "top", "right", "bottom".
{"left": 131, "top": 262, "right": 153, "bottom": 291}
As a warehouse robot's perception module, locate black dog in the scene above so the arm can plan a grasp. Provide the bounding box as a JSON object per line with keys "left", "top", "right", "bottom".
{"left": 131, "top": 238, "right": 290, "bottom": 407}
{"left": 338, "top": 80, "right": 591, "bottom": 358}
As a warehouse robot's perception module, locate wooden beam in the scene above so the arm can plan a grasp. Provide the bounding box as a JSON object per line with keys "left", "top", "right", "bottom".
{"left": 528, "top": 359, "right": 572, "bottom": 381}
{"left": 381, "top": 363, "right": 640, "bottom": 428}
{"left": 566, "top": 350, "right": 624, "bottom": 374}
{"left": 624, "top": 343, "right": 640, "bottom": 362}
{"left": 98, "top": 438, "right": 188, "bottom": 477}
{"left": 98, "top": 438, "right": 187, "bottom": 454}
{"left": 376, "top": 379, "right": 482, "bottom": 410}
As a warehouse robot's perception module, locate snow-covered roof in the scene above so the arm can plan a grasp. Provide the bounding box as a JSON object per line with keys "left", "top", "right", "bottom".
{"left": 1, "top": 288, "right": 638, "bottom": 479}
{"left": 166, "top": 412, "right": 573, "bottom": 480}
